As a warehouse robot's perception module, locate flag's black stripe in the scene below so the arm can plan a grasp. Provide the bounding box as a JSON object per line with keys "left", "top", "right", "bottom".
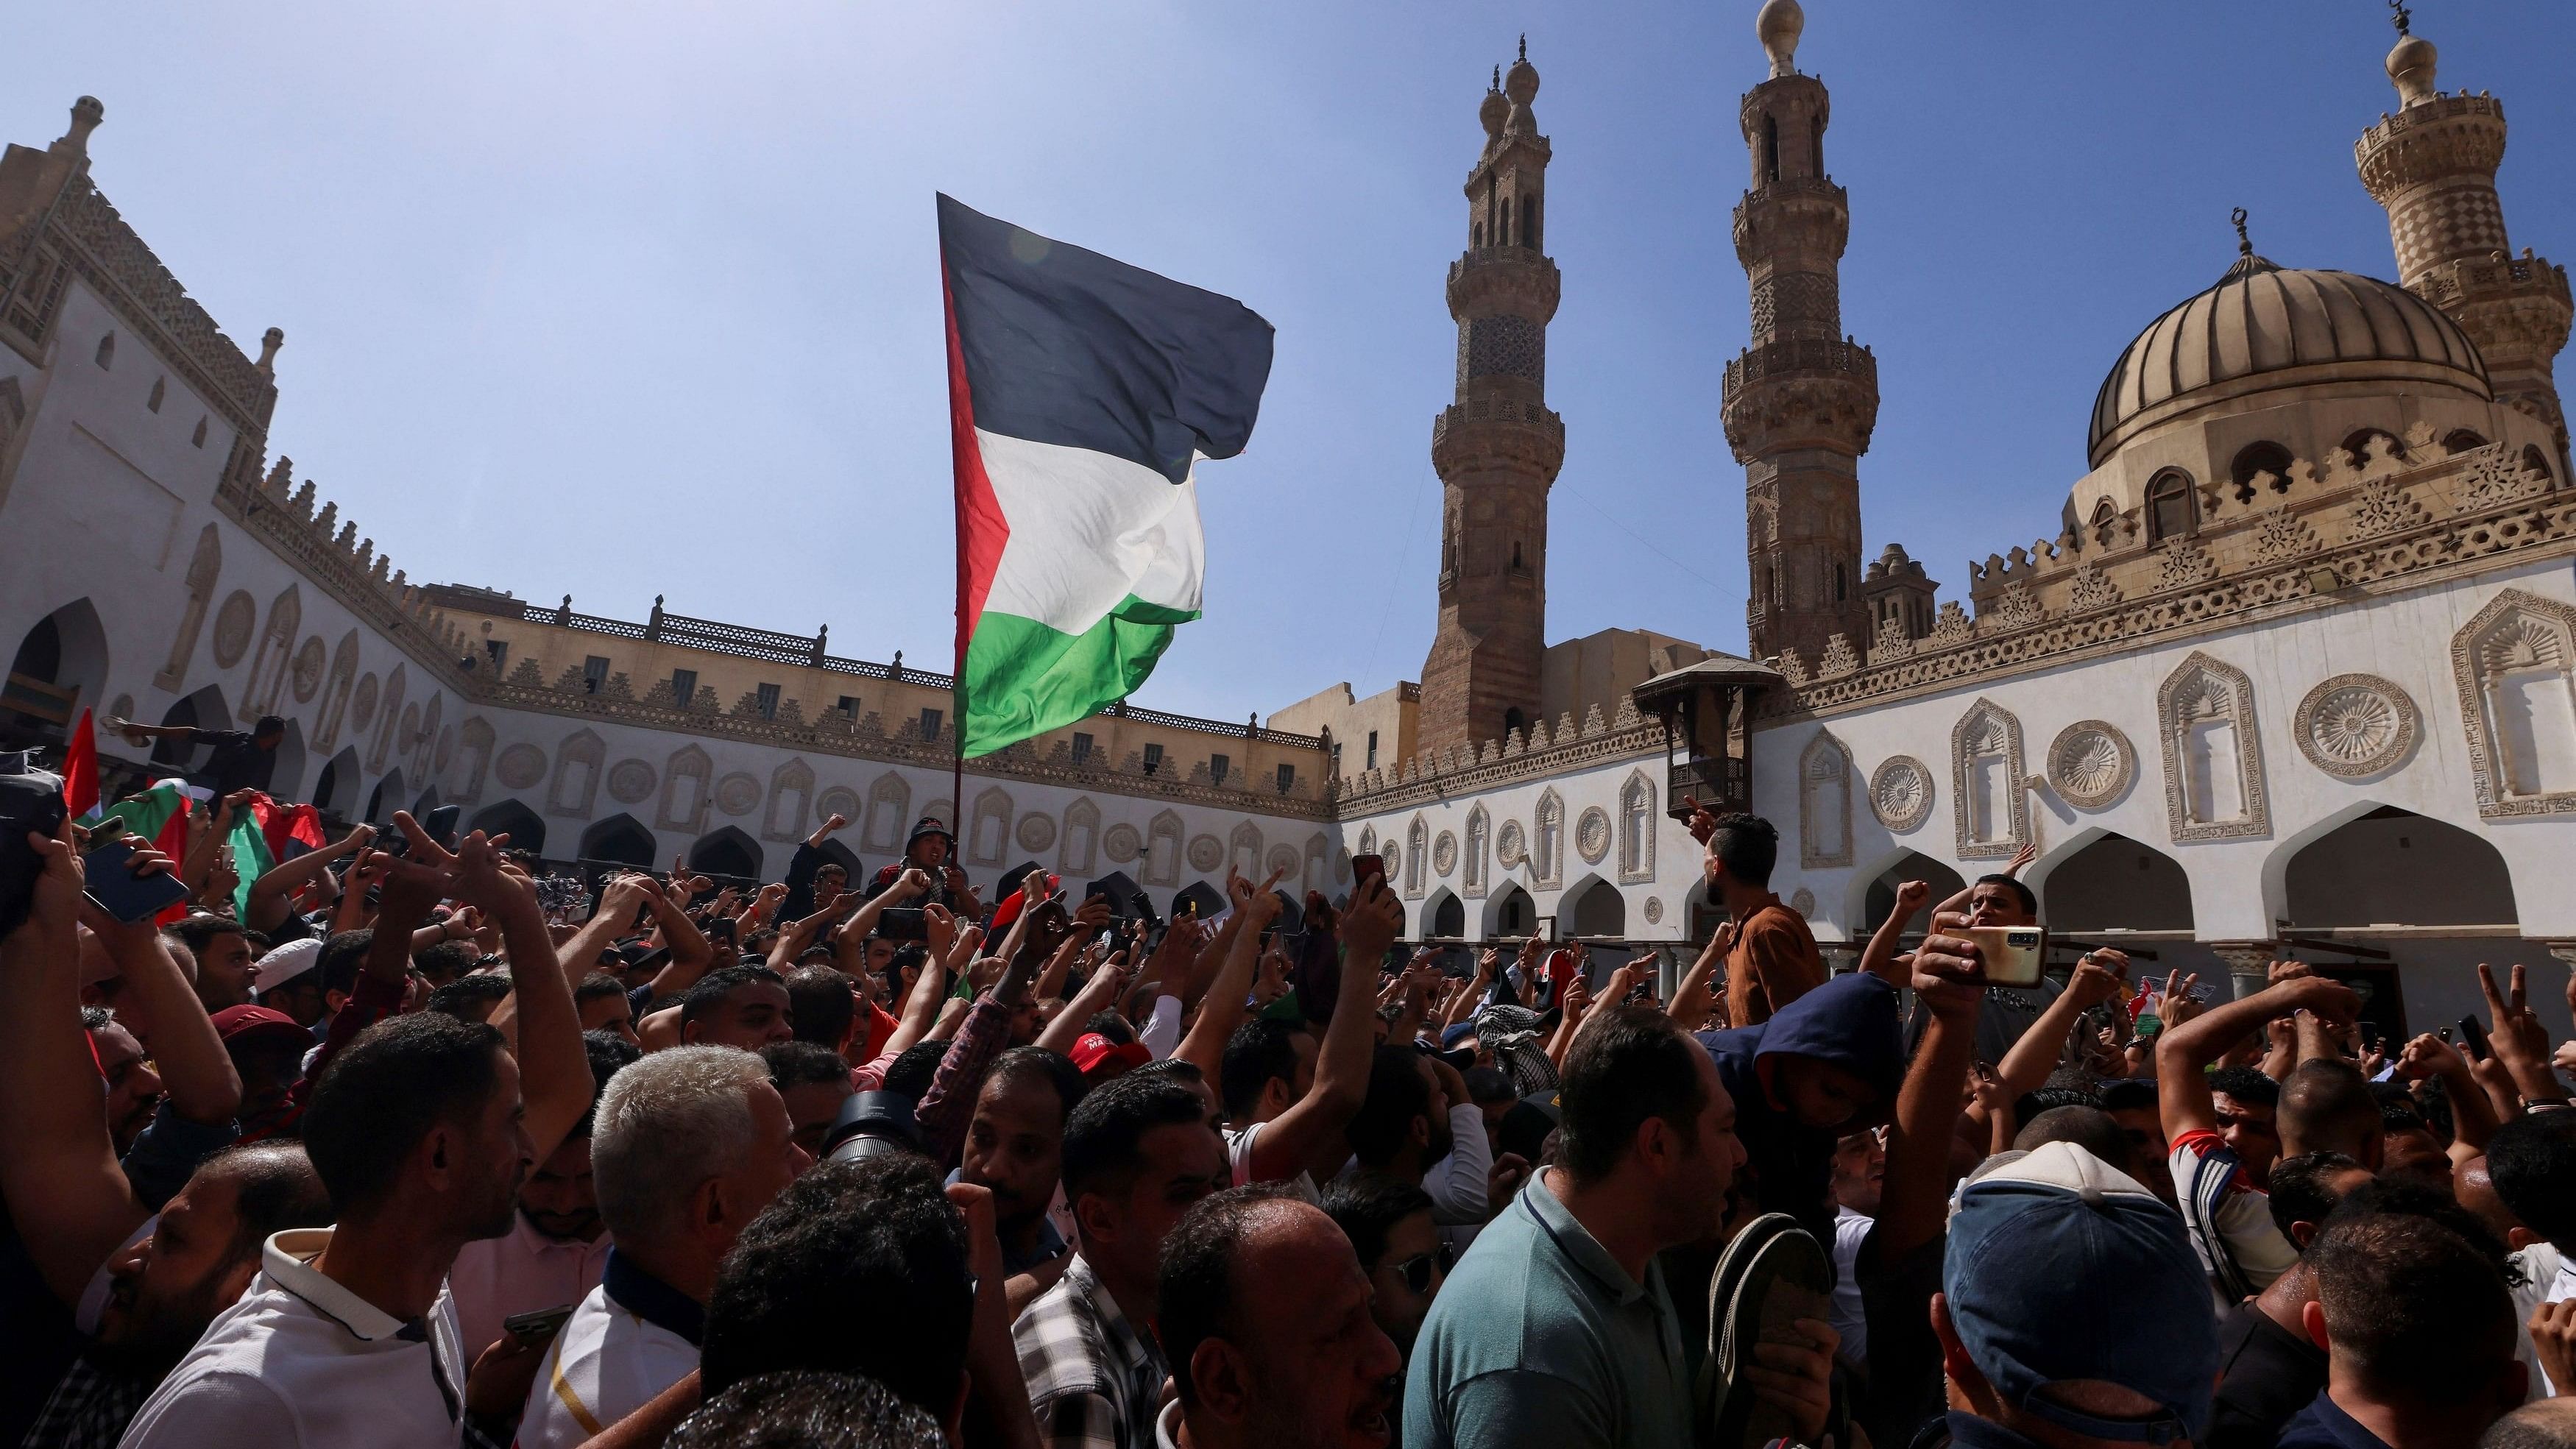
{"left": 938, "top": 194, "right": 1273, "bottom": 486}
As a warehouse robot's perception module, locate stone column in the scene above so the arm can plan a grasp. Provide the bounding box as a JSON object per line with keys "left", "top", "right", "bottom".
{"left": 2208, "top": 942, "right": 2279, "bottom": 1004}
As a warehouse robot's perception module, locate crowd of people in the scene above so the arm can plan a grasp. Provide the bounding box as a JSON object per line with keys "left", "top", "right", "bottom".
{"left": 4, "top": 740, "right": 2576, "bottom": 1449}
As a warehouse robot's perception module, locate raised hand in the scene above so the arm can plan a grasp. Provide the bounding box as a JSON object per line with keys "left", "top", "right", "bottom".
{"left": 1893, "top": 879, "right": 1931, "bottom": 919}
{"left": 1680, "top": 794, "right": 1720, "bottom": 846}
{"left": 2003, "top": 840, "right": 2037, "bottom": 878}
{"left": 2479, "top": 961, "right": 2569, "bottom": 1102}
{"left": 2066, "top": 950, "right": 2129, "bottom": 1008}
{"left": 1340, "top": 877, "right": 1404, "bottom": 965}
{"left": 923, "top": 902, "right": 958, "bottom": 960}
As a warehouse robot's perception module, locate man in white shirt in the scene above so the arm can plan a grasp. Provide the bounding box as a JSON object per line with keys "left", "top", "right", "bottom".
{"left": 118, "top": 820, "right": 593, "bottom": 1449}
{"left": 2488, "top": 1110, "right": 2576, "bottom": 1397}
{"left": 514, "top": 1046, "right": 808, "bottom": 1449}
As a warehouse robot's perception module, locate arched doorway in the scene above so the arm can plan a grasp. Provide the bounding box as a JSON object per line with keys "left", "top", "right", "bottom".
{"left": 1487, "top": 882, "right": 1537, "bottom": 938}
{"left": 363, "top": 768, "right": 405, "bottom": 824}
{"left": 814, "top": 838, "right": 862, "bottom": 882}
{"left": 266, "top": 718, "right": 308, "bottom": 803}
{"left": 469, "top": 800, "right": 548, "bottom": 857}
{"left": 1565, "top": 876, "right": 1627, "bottom": 938}
{"left": 580, "top": 814, "right": 658, "bottom": 871}
{"left": 2282, "top": 807, "right": 2516, "bottom": 929}
{"left": 1172, "top": 880, "right": 1226, "bottom": 921}
{"left": 151, "top": 686, "right": 233, "bottom": 771}
{"left": 2039, "top": 833, "right": 2194, "bottom": 933}
{"left": 3, "top": 600, "right": 110, "bottom": 747}
{"left": 1861, "top": 851, "right": 1968, "bottom": 935}
{"left": 313, "top": 747, "right": 361, "bottom": 818}
{"left": 688, "top": 826, "right": 764, "bottom": 884}
{"left": 1426, "top": 890, "right": 1465, "bottom": 940}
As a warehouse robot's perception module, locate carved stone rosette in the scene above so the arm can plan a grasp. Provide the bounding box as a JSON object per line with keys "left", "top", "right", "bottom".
{"left": 1868, "top": 755, "right": 1934, "bottom": 832}
{"left": 2292, "top": 674, "right": 2418, "bottom": 779}
{"left": 2047, "top": 720, "right": 2137, "bottom": 809}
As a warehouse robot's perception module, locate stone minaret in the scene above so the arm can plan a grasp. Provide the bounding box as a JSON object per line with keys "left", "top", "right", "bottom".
{"left": 2355, "top": 5, "right": 2571, "bottom": 462}
{"left": 1419, "top": 40, "right": 1564, "bottom": 754}
{"left": 1722, "top": 0, "right": 1877, "bottom": 665}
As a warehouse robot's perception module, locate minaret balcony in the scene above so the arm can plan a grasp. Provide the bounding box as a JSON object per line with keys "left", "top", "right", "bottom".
{"left": 1447, "top": 248, "right": 1560, "bottom": 316}
{"left": 1432, "top": 398, "right": 1565, "bottom": 476}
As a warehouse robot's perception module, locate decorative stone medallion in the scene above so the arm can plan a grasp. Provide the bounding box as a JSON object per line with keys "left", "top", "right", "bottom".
{"left": 290, "top": 636, "right": 326, "bottom": 702}
{"left": 1017, "top": 812, "right": 1058, "bottom": 852}
{"left": 1103, "top": 823, "right": 1143, "bottom": 864}
{"left": 1380, "top": 842, "right": 1400, "bottom": 879}
{"left": 606, "top": 758, "right": 657, "bottom": 804}
{"left": 1267, "top": 844, "right": 1301, "bottom": 879}
{"left": 351, "top": 674, "right": 379, "bottom": 731}
{"left": 1432, "top": 830, "right": 1459, "bottom": 877}
{"left": 1495, "top": 820, "right": 1527, "bottom": 870}
{"left": 715, "top": 772, "right": 761, "bottom": 816}
{"left": 1641, "top": 896, "right": 1664, "bottom": 925}
{"left": 1575, "top": 807, "right": 1612, "bottom": 864}
{"left": 1788, "top": 888, "right": 1816, "bottom": 919}
{"left": 210, "top": 591, "right": 257, "bottom": 667}
{"left": 815, "top": 786, "right": 863, "bottom": 822}
{"left": 2047, "top": 720, "right": 2137, "bottom": 809}
{"left": 1186, "top": 834, "right": 1224, "bottom": 872}
{"left": 494, "top": 743, "right": 547, "bottom": 790}
{"left": 1868, "top": 756, "right": 1934, "bottom": 832}
{"left": 2294, "top": 673, "right": 2418, "bottom": 779}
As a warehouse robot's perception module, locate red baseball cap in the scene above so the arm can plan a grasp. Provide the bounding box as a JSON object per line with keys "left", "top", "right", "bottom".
{"left": 212, "top": 1004, "right": 311, "bottom": 1052}
{"left": 989, "top": 874, "right": 1064, "bottom": 932}
{"left": 1069, "top": 1032, "right": 1151, "bottom": 1079}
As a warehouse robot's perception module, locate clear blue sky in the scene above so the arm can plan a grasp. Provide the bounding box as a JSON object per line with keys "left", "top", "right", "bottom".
{"left": 14, "top": 1, "right": 2572, "bottom": 725}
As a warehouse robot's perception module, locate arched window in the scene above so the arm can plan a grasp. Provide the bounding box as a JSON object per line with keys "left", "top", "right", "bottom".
{"left": 146, "top": 376, "right": 165, "bottom": 413}
{"left": 2444, "top": 429, "right": 2490, "bottom": 456}
{"left": 94, "top": 333, "right": 114, "bottom": 369}
{"left": 1833, "top": 562, "right": 1847, "bottom": 603}
{"left": 2229, "top": 441, "right": 2294, "bottom": 497}
{"left": 1503, "top": 706, "right": 1527, "bottom": 739}
{"left": 2145, "top": 470, "right": 2195, "bottom": 542}
{"left": 1510, "top": 540, "right": 1523, "bottom": 569}
{"left": 1808, "top": 126, "right": 1823, "bottom": 177}
{"left": 1761, "top": 115, "right": 1780, "bottom": 183}
{"left": 1471, "top": 222, "right": 1482, "bottom": 247}
{"left": 1520, "top": 196, "right": 1538, "bottom": 251}
{"left": 2522, "top": 446, "right": 2557, "bottom": 487}
{"left": 1498, "top": 194, "right": 1510, "bottom": 247}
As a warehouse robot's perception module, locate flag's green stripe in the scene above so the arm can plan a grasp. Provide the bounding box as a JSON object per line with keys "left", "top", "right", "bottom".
{"left": 227, "top": 811, "right": 276, "bottom": 920}
{"left": 961, "top": 595, "right": 1198, "bottom": 758}
{"left": 102, "top": 785, "right": 185, "bottom": 843}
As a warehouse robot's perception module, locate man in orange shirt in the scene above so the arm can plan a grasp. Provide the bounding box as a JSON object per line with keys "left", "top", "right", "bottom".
{"left": 1682, "top": 803, "right": 1825, "bottom": 1028}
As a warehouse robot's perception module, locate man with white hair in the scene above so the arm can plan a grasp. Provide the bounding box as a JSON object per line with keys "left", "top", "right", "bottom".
{"left": 514, "top": 1045, "right": 810, "bottom": 1448}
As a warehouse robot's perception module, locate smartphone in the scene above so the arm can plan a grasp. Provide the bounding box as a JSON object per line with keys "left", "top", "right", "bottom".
{"left": 82, "top": 840, "right": 192, "bottom": 924}
{"left": 1350, "top": 853, "right": 1386, "bottom": 895}
{"left": 1964, "top": 925, "right": 2046, "bottom": 987}
{"left": 422, "top": 804, "right": 462, "bottom": 849}
{"left": 2457, "top": 1016, "right": 2492, "bottom": 1062}
{"left": 501, "top": 1305, "right": 576, "bottom": 1343}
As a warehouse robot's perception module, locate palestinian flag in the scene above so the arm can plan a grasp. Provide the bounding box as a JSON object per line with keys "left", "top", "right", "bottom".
{"left": 938, "top": 194, "right": 1273, "bottom": 758}
{"left": 100, "top": 779, "right": 192, "bottom": 861}
{"left": 62, "top": 709, "right": 99, "bottom": 821}
{"left": 226, "top": 803, "right": 276, "bottom": 921}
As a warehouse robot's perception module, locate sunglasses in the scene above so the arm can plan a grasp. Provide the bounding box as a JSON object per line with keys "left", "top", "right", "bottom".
{"left": 1392, "top": 1241, "right": 1454, "bottom": 1296}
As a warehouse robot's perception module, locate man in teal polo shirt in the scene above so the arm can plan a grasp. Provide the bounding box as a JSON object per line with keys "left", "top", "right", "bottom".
{"left": 1404, "top": 1005, "right": 1836, "bottom": 1449}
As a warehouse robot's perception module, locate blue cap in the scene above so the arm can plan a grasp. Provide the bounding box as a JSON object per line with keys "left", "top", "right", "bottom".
{"left": 1943, "top": 1141, "right": 2219, "bottom": 1444}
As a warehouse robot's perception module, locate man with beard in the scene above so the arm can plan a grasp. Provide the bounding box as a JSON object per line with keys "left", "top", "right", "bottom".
{"left": 1156, "top": 1186, "right": 1404, "bottom": 1449}
{"left": 22, "top": 1143, "right": 331, "bottom": 1449}
{"left": 448, "top": 1032, "right": 634, "bottom": 1364}
{"left": 121, "top": 818, "right": 591, "bottom": 1449}
{"left": 83, "top": 1007, "right": 163, "bottom": 1157}
{"left": 957, "top": 1046, "right": 1086, "bottom": 1305}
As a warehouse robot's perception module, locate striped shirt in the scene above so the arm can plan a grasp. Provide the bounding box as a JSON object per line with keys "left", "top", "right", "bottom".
{"left": 2170, "top": 1129, "right": 2295, "bottom": 1311}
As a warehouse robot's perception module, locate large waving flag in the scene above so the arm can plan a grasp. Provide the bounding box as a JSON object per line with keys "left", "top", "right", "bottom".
{"left": 938, "top": 194, "right": 1273, "bottom": 758}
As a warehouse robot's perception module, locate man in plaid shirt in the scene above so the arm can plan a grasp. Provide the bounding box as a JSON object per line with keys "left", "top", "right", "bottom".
{"left": 1014, "top": 1071, "right": 1228, "bottom": 1449}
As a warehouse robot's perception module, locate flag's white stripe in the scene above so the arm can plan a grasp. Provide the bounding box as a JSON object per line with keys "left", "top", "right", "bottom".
{"left": 977, "top": 428, "right": 1205, "bottom": 637}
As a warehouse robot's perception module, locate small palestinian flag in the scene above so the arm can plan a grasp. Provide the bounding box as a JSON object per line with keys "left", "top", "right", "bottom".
{"left": 938, "top": 194, "right": 1273, "bottom": 758}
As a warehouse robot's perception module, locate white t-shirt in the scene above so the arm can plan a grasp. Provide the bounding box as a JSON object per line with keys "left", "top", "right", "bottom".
{"left": 2510, "top": 1241, "right": 2572, "bottom": 1400}
{"left": 1830, "top": 1206, "right": 1873, "bottom": 1366}
{"left": 117, "top": 1227, "right": 467, "bottom": 1449}
{"left": 1225, "top": 1119, "right": 1320, "bottom": 1203}
{"left": 514, "top": 1266, "right": 701, "bottom": 1449}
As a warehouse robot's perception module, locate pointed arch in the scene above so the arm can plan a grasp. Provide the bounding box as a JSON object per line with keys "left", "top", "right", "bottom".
{"left": 764, "top": 757, "right": 818, "bottom": 843}
{"left": 266, "top": 718, "right": 307, "bottom": 801}
{"left": 1484, "top": 881, "right": 1537, "bottom": 938}
{"left": 548, "top": 728, "right": 604, "bottom": 818}
{"left": 2282, "top": 805, "right": 2515, "bottom": 929}
{"left": 1799, "top": 730, "right": 1853, "bottom": 868}
{"left": 1355, "top": 824, "right": 1379, "bottom": 861}
{"left": 469, "top": 800, "right": 548, "bottom": 857}
{"left": 687, "top": 825, "right": 765, "bottom": 884}
{"left": 1950, "top": 698, "right": 2028, "bottom": 859}
{"left": 314, "top": 746, "right": 361, "bottom": 817}
{"left": 1059, "top": 796, "right": 1101, "bottom": 875}
{"left": 1463, "top": 804, "right": 1492, "bottom": 898}
{"left": 367, "top": 664, "right": 408, "bottom": 771}
{"left": 652, "top": 744, "right": 711, "bottom": 833}
{"left": 1564, "top": 874, "right": 1627, "bottom": 938}
{"left": 449, "top": 715, "right": 496, "bottom": 804}
{"left": 6, "top": 598, "right": 110, "bottom": 743}
{"left": 966, "top": 786, "right": 1013, "bottom": 866}
{"left": 156, "top": 523, "right": 221, "bottom": 690}
{"left": 246, "top": 584, "right": 301, "bottom": 716}
{"left": 312, "top": 630, "right": 359, "bottom": 751}
{"left": 151, "top": 685, "right": 233, "bottom": 770}
{"left": 364, "top": 767, "right": 406, "bottom": 824}
{"left": 1230, "top": 820, "right": 1263, "bottom": 882}
{"left": 1532, "top": 789, "right": 1565, "bottom": 890}
{"left": 1617, "top": 770, "right": 1657, "bottom": 884}
{"left": 2033, "top": 828, "right": 2195, "bottom": 934}
{"left": 580, "top": 812, "right": 659, "bottom": 870}
{"left": 2449, "top": 587, "right": 2576, "bottom": 818}
{"left": 2155, "top": 652, "right": 2269, "bottom": 841}
{"left": 1423, "top": 888, "right": 1465, "bottom": 940}
{"left": 1144, "top": 809, "right": 1185, "bottom": 888}
{"left": 860, "top": 770, "right": 913, "bottom": 852}
{"left": 1304, "top": 831, "right": 1332, "bottom": 896}
{"left": 1404, "top": 815, "right": 1430, "bottom": 898}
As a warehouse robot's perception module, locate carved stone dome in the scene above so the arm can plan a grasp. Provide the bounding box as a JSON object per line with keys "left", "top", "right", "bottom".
{"left": 2087, "top": 252, "right": 2489, "bottom": 466}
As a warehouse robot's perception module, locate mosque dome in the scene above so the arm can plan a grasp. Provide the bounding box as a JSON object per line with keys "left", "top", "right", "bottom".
{"left": 2087, "top": 250, "right": 2489, "bottom": 467}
